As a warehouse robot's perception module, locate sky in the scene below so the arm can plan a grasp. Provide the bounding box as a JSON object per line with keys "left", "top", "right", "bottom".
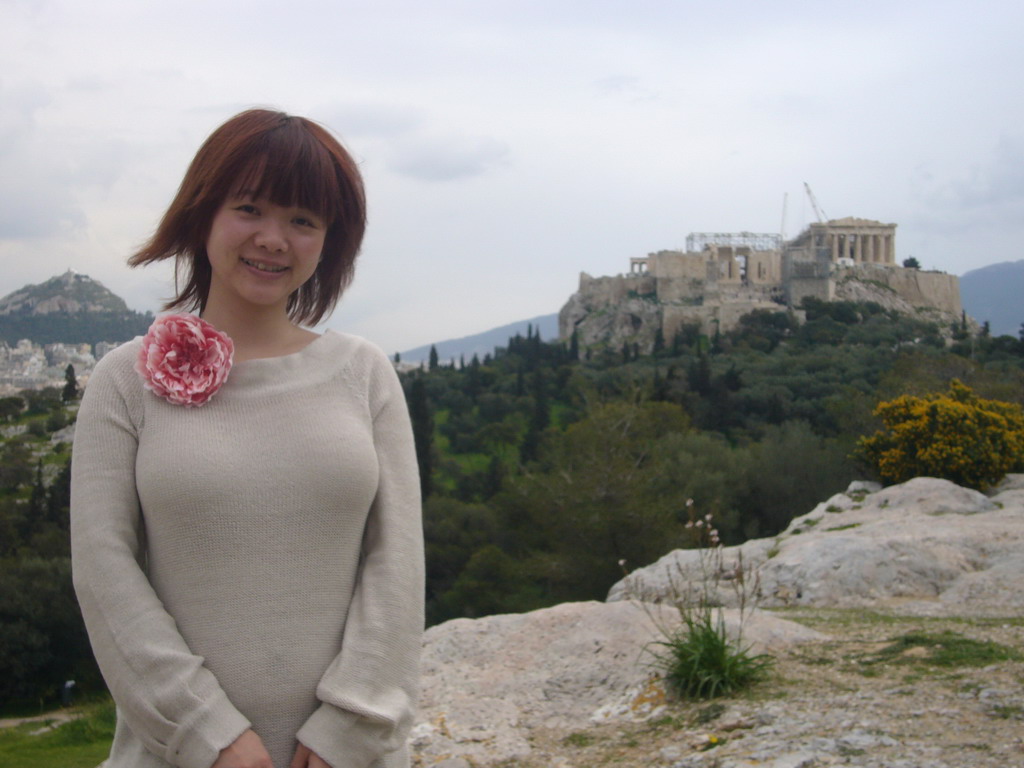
{"left": 2, "top": 0, "right": 1023, "bottom": 356}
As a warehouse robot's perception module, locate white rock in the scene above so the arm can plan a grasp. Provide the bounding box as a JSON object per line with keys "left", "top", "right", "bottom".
{"left": 415, "top": 600, "right": 823, "bottom": 764}
{"left": 609, "top": 475, "right": 1024, "bottom": 615}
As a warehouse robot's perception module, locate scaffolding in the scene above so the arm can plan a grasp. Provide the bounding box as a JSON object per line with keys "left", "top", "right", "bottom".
{"left": 685, "top": 232, "right": 783, "bottom": 253}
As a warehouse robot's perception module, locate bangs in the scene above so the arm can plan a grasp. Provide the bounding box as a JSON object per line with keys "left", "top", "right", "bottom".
{"left": 229, "top": 124, "right": 342, "bottom": 223}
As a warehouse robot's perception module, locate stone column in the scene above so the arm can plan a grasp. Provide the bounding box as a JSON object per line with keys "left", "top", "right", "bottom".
{"left": 831, "top": 233, "right": 839, "bottom": 261}
{"left": 854, "top": 234, "right": 863, "bottom": 263}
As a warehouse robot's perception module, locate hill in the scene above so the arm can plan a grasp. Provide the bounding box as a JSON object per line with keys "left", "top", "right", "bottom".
{"left": 960, "top": 259, "right": 1024, "bottom": 337}
{"left": 0, "top": 271, "right": 152, "bottom": 346}
{"left": 399, "top": 313, "right": 559, "bottom": 363}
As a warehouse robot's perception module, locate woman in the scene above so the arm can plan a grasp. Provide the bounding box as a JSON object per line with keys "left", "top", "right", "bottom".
{"left": 71, "top": 109, "right": 423, "bottom": 768}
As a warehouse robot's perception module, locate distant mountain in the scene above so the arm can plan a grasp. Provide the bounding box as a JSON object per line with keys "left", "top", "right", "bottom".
{"left": 0, "top": 271, "right": 153, "bottom": 347}
{"left": 960, "top": 261, "right": 1024, "bottom": 337}
{"left": 0, "top": 270, "right": 128, "bottom": 315}
{"left": 400, "top": 314, "right": 560, "bottom": 364}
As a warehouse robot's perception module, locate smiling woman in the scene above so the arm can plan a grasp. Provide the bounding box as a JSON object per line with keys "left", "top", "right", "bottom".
{"left": 128, "top": 109, "right": 365, "bottom": 332}
{"left": 70, "top": 110, "right": 423, "bottom": 768}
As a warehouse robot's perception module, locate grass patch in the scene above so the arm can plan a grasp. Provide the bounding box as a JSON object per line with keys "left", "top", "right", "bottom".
{"left": 0, "top": 700, "right": 114, "bottom": 768}
{"left": 867, "top": 631, "right": 1022, "bottom": 668}
{"left": 825, "top": 523, "right": 861, "bottom": 532}
{"left": 991, "top": 705, "right": 1023, "bottom": 720}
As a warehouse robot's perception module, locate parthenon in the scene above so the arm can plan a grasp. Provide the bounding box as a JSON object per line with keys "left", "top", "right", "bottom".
{"left": 559, "top": 214, "right": 962, "bottom": 349}
{"left": 789, "top": 217, "right": 897, "bottom": 265}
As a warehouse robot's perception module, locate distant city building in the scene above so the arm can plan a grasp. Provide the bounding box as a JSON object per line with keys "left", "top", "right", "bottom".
{"left": 0, "top": 338, "right": 126, "bottom": 394}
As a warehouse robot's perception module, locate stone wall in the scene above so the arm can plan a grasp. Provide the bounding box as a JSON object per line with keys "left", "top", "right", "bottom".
{"left": 839, "top": 264, "right": 961, "bottom": 315}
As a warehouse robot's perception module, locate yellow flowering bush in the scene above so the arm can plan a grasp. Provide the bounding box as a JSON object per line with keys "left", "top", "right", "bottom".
{"left": 858, "top": 380, "right": 1024, "bottom": 490}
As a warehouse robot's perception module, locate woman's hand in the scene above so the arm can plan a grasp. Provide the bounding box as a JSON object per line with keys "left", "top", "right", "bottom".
{"left": 211, "top": 729, "right": 274, "bottom": 768}
{"left": 289, "top": 742, "right": 331, "bottom": 768}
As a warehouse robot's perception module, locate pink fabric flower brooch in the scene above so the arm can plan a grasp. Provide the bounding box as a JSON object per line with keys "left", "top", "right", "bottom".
{"left": 136, "top": 314, "right": 234, "bottom": 407}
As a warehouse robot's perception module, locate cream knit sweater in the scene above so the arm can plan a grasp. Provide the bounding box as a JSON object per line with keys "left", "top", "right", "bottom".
{"left": 71, "top": 330, "right": 423, "bottom": 768}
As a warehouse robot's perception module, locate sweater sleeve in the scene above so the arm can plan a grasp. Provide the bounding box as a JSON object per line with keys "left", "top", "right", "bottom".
{"left": 70, "top": 347, "right": 251, "bottom": 768}
{"left": 296, "top": 352, "right": 424, "bottom": 768}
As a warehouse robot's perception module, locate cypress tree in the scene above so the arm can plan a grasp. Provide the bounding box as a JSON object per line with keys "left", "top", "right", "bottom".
{"left": 62, "top": 364, "right": 78, "bottom": 402}
{"left": 408, "top": 378, "right": 434, "bottom": 498}
{"left": 653, "top": 327, "right": 665, "bottom": 357}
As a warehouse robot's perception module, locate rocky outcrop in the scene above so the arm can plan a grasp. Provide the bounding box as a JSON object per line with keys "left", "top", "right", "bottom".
{"left": 835, "top": 263, "right": 962, "bottom": 319}
{"left": 558, "top": 272, "right": 662, "bottom": 350}
{"left": 608, "top": 476, "right": 1024, "bottom": 616}
{"left": 412, "top": 476, "right": 1024, "bottom": 767}
{"left": 413, "top": 601, "right": 824, "bottom": 766}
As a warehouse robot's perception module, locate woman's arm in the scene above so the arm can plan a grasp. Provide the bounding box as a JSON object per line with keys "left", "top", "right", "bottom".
{"left": 71, "top": 346, "right": 251, "bottom": 768}
{"left": 295, "top": 352, "right": 424, "bottom": 768}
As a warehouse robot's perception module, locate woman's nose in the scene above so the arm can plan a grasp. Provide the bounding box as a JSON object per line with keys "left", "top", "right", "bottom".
{"left": 255, "top": 218, "right": 287, "bottom": 252}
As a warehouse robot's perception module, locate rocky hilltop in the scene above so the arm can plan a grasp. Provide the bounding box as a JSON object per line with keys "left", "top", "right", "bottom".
{"left": 559, "top": 218, "right": 964, "bottom": 352}
{"left": 0, "top": 271, "right": 152, "bottom": 348}
{"left": 0, "top": 270, "right": 128, "bottom": 315}
{"left": 412, "top": 476, "right": 1024, "bottom": 767}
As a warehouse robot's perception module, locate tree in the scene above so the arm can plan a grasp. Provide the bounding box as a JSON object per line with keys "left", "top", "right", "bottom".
{"left": 408, "top": 378, "right": 434, "bottom": 498}
{"left": 0, "top": 396, "right": 24, "bottom": 421}
{"left": 0, "top": 437, "right": 34, "bottom": 491}
{"left": 62, "top": 363, "right": 79, "bottom": 402}
{"left": 857, "top": 380, "right": 1024, "bottom": 490}
{"left": 428, "top": 345, "right": 439, "bottom": 371}
{"left": 502, "top": 401, "right": 691, "bottom": 601}
{"left": 902, "top": 256, "right": 921, "bottom": 269}
{"left": 653, "top": 327, "right": 665, "bottom": 357}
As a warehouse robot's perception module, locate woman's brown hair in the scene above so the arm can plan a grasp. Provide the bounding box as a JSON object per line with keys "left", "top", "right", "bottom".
{"left": 129, "top": 109, "right": 366, "bottom": 325}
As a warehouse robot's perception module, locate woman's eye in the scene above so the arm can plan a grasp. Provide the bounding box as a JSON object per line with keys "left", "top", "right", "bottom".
{"left": 235, "top": 204, "right": 258, "bottom": 215}
{"left": 294, "top": 216, "right": 319, "bottom": 229}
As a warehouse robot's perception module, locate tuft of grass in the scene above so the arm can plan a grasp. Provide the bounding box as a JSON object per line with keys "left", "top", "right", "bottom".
{"left": 652, "top": 610, "right": 773, "bottom": 700}
{"left": 562, "top": 731, "right": 594, "bottom": 747}
{"left": 825, "top": 523, "right": 861, "bottom": 532}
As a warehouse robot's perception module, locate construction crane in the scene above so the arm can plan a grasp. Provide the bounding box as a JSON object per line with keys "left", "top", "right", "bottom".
{"left": 779, "top": 192, "right": 788, "bottom": 242}
{"left": 803, "top": 182, "right": 829, "bottom": 224}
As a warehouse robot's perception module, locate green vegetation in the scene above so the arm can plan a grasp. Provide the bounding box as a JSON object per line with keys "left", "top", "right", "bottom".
{"left": 0, "top": 700, "right": 115, "bottom": 768}
{"left": 0, "top": 388, "right": 100, "bottom": 712}
{"left": 0, "top": 310, "right": 153, "bottom": 347}
{"left": 408, "top": 305, "right": 1024, "bottom": 626}
{"left": 652, "top": 608, "right": 773, "bottom": 699}
{"left": 867, "top": 631, "right": 1023, "bottom": 668}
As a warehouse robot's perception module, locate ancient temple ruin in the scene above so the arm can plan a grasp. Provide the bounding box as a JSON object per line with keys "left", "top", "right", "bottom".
{"left": 560, "top": 217, "right": 962, "bottom": 349}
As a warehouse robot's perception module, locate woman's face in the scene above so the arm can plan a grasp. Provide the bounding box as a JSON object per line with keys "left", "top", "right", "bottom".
{"left": 205, "top": 191, "right": 327, "bottom": 316}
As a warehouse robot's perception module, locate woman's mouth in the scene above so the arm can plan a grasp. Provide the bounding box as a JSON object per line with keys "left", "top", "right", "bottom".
{"left": 241, "top": 257, "right": 288, "bottom": 273}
